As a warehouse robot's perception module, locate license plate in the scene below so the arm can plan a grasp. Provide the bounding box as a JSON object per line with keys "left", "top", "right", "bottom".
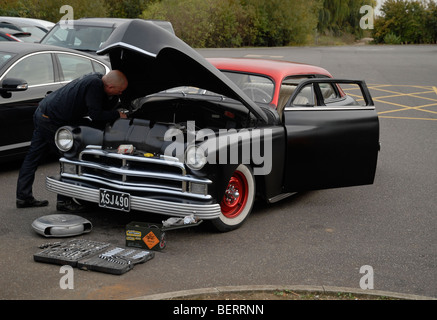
{"left": 99, "top": 189, "right": 130, "bottom": 212}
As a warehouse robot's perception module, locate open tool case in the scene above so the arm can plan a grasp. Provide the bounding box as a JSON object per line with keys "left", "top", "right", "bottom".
{"left": 34, "top": 239, "right": 154, "bottom": 275}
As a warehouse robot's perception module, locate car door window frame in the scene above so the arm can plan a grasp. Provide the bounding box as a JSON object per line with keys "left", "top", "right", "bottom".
{"left": 0, "top": 52, "right": 56, "bottom": 87}
{"left": 54, "top": 52, "right": 109, "bottom": 83}
{"left": 285, "top": 78, "right": 374, "bottom": 110}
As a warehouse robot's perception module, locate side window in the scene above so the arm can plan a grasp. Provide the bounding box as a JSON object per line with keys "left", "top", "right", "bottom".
{"left": 57, "top": 53, "right": 94, "bottom": 81}
{"left": 292, "top": 83, "right": 315, "bottom": 106}
{"left": 5, "top": 53, "right": 54, "bottom": 86}
{"left": 319, "top": 82, "right": 339, "bottom": 102}
{"left": 92, "top": 61, "right": 107, "bottom": 75}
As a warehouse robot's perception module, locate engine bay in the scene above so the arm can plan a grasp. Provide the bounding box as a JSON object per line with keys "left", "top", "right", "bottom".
{"left": 129, "top": 94, "right": 258, "bottom": 132}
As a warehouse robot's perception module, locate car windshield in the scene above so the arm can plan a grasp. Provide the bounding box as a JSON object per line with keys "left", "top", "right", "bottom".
{"left": 41, "top": 25, "right": 114, "bottom": 52}
{"left": 0, "top": 51, "right": 15, "bottom": 69}
{"left": 163, "top": 86, "right": 223, "bottom": 96}
{"left": 160, "top": 72, "right": 275, "bottom": 104}
{"left": 221, "top": 71, "right": 274, "bottom": 104}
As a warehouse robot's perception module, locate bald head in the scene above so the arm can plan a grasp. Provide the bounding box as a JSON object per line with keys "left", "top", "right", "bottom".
{"left": 102, "top": 70, "right": 128, "bottom": 96}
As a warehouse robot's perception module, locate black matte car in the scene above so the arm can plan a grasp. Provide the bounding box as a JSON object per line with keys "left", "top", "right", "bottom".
{"left": 46, "top": 20, "right": 380, "bottom": 232}
{"left": 0, "top": 43, "right": 110, "bottom": 162}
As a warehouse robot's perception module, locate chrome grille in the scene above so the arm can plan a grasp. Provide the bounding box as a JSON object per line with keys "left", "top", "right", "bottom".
{"left": 59, "top": 148, "right": 212, "bottom": 200}
{"left": 77, "top": 149, "right": 186, "bottom": 191}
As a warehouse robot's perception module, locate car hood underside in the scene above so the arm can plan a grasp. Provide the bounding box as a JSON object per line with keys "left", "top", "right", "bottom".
{"left": 97, "top": 19, "right": 268, "bottom": 124}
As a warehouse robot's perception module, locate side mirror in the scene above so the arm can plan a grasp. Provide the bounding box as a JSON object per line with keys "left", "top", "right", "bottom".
{"left": 0, "top": 78, "right": 28, "bottom": 98}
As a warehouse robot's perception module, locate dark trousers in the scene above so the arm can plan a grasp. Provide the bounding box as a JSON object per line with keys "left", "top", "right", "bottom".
{"left": 16, "top": 108, "right": 60, "bottom": 200}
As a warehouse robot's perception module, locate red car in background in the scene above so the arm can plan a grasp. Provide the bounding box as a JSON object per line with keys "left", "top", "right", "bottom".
{"left": 208, "top": 57, "right": 357, "bottom": 110}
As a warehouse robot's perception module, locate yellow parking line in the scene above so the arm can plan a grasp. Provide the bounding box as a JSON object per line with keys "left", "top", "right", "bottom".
{"left": 371, "top": 90, "right": 435, "bottom": 100}
{"left": 415, "top": 105, "right": 437, "bottom": 114}
{"left": 343, "top": 84, "right": 437, "bottom": 120}
{"left": 377, "top": 100, "right": 437, "bottom": 114}
{"left": 375, "top": 99, "right": 412, "bottom": 114}
{"left": 370, "top": 87, "right": 437, "bottom": 102}
{"left": 379, "top": 116, "right": 437, "bottom": 121}
{"left": 369, "top": 84, "right": 433, "bottom": 90}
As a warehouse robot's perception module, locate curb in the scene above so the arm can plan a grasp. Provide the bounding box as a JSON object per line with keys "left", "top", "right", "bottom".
{"left": 131, "top": 285, "right": 437, "bottom": 300}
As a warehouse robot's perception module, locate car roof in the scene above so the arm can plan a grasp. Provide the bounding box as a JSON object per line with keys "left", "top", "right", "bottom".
{"left": 52, "top": 18, "right": 175, "bottom": 34}
{"left": 207, "top": 57, "right": 333, "bottom": 81}
{"left": 0, "top": 16, "right": 54, "bottom": 30}
{"left": 55, "top": 18, "right": 133, "bottom": 28}
{"left": 0, "top": 42, "right": 107, "bottom": 58}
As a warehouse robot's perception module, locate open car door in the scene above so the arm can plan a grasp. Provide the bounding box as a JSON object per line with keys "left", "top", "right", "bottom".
{"left": 282, "top": 79, "right": 380, "bottom": 192}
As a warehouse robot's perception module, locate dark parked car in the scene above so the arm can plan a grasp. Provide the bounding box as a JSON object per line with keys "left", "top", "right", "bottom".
{"left": 39, "top": 18, "right": 175, "bottom": 56}
{"left": 46, "top": 20, "right": 380, "bottom": 232}
{"left": 0, "top": 17, "right": 54, "bottom": 42}
{"left": 0, "top": 43, "right": 110, "bottom": 162}
{"left": 0, "top": 27, "right": 31, "bottom": 42}
{"left": 0, "top": 16, "right": 54, "bottom": 32}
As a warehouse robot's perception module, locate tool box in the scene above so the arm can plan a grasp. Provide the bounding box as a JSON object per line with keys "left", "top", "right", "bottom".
{"left": 126, "top": 219, "right": 203, "bottom": 251}
{"left": 34, "top": 239, "right": 154, "bottom": 275}
{"left": 126, "top": 222, "right": 167, "bottom": 251}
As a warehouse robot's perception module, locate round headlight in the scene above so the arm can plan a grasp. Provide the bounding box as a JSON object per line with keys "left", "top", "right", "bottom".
{"left": 185, "top": 145, "right": 207, "bottom": 170}
{"left": 55, "top": 128, "right": 74, "bottom": 152}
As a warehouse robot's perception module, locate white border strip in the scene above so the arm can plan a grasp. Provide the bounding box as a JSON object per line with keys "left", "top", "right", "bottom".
{"left": 98, "top": 42, "right": 157, "bottom": 58}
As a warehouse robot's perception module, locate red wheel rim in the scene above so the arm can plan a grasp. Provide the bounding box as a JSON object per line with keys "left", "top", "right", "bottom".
{"left": 220, "top": 170, "right": 249, "bottom": 219}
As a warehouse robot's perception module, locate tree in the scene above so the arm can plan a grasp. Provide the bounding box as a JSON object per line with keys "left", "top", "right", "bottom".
{"left": 104, "top": 0, "right": 150, "bottom": 18}
{"left": 424, "top": 0, "right": 437, "bottom": 43}
{"left": 372, "top": 0, "right": 433, "bottom": 44}
{"left": 318, "top": 0, "right": 376, "bottom": 37}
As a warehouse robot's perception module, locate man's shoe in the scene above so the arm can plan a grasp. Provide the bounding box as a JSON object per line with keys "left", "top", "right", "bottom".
{"left": 16, "top": 197, "right": 49, "bottom": 208}
{"left": 56, "top": 200, "right": 86, "bottom": 213}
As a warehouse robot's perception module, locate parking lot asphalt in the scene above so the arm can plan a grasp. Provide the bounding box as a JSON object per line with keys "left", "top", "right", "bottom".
{"left": 0, "top": 45, "right": 436, "bottom": 300}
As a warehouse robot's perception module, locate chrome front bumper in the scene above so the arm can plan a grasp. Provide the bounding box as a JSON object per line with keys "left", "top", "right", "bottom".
{"left": 46, "top": 176, "right": 222, "bottom": 220}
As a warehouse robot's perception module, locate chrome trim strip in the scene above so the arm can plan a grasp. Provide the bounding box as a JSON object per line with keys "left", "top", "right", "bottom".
{"left": 268, "top": 192, "right": 297, "bottom": 204}
{"left": 97, "top": 42, "right": 157, "bottom": 58}
{"left": 0, "top": 50, "right": 109, "bottom": 82}
{"left": 78, "top": 149, "right": 186, "bottom": 175}
{"left": 61, "top": 157, "right": 209, "bottom": 184}
{"left": 60, "top": 172, "right": 212, "bottom": 200}
{"left": 46, "top": 176, "right": 221, "bottom": 219}
{"left": 284, "top": 106, "right": 375, "bottom": 111}
{"left": 0, "top": 141, "right": 31, "bottom": 152}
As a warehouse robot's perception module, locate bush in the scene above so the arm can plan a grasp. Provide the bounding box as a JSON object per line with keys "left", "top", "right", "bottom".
{"left": 372, "top": 0, "right": 437, "bottom": 44}
{"left": 140, "top": 0, "right": 321, "bottom": 48}
{"left": 383, "top": 32, "right": 401, "bottom": 44}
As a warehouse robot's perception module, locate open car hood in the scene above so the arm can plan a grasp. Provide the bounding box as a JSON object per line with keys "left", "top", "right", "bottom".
{"left": 97, "top": 19, "right": 268, "bottom": 123}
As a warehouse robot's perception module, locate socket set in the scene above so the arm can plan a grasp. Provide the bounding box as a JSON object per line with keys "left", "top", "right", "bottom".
{"left": 33, "top": 239, "right": 110, "bottom": 267}
{"left": 34, "top": 239, "right": 154, "bottom": 275}
{"left": 77, "top": 247, "right": 154, "bottom": 275}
